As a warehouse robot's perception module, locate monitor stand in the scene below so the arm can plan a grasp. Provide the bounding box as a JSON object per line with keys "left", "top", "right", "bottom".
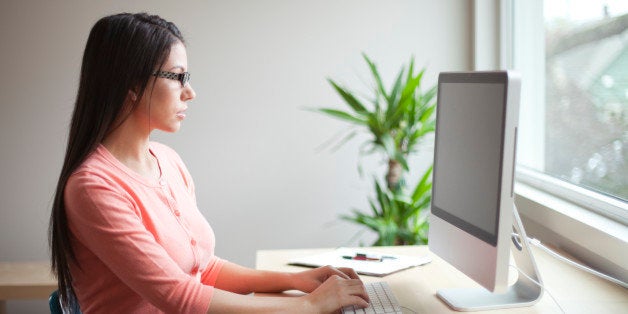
{"left": 436, "top": 205, "right": 543, "bottom": 311}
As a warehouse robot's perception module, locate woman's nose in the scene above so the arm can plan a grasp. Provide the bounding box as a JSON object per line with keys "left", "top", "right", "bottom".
{"left": 183, "top": 83, "right": 196, "bottom": 101}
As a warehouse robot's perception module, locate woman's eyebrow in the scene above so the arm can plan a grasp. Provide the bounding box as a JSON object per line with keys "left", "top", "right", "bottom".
{"left": 167, "top": 65, "right": 186, "bottom": 71}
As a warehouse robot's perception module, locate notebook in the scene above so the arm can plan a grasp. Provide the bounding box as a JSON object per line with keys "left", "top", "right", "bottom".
{"left": 288, "top": 248, "right": 431, "bottom": 277}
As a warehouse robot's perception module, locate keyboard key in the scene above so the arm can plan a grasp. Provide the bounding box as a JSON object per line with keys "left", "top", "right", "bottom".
{"left": 341, "top": 281, "right": 402, "bottom": 314}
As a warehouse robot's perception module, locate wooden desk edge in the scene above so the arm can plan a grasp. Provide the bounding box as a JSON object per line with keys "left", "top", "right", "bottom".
{"left": 0, "top": 262, "right": 57, "bottom": 300}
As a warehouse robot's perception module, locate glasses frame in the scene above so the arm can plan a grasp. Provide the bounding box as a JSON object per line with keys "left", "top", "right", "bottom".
{"left": 152, "top": 71, "right": 190, "bottom": 87}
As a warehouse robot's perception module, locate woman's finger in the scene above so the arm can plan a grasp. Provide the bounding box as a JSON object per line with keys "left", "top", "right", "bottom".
{"left": 347, "top": 295, "right": 370, "bottom": 309}
{"left": 323, "top": 265, "right": 350, "bottom": 279}
{"left": 345, "top": 279, "right": 369, "bottom": 302}
{"left": 337, "top": 267, "right": 360, "bottom": 279}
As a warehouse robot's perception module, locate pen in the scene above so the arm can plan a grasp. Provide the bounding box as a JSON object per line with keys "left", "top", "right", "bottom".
{"left": 342, "top": 253, "right": 397, "bottom": 261}
{"left": 343, "top": 255, "right": 380, "bottom": 261}
{"left": 357, "top": 253, "right": 398, "bottom": 260}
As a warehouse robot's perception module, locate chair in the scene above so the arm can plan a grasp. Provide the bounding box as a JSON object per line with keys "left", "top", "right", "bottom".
{"left": 49, "top": 290, "right": 81, "bottom": 314}
{"left": 49, "top": 290, "right": 62, "bottom": 314}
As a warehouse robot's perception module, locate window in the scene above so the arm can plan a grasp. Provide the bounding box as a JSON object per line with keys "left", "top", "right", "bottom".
{"left": 508, "top": 0, "right": 628, "bottom": 222}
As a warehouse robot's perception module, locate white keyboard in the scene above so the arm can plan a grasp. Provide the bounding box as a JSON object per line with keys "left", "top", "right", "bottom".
{"left": 342, "top": 281, "right": 402, "bottom": 314}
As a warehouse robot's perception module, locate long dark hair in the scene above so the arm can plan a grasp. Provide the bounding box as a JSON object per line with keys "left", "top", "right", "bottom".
{"left": 49, "top": 12, "right": 184, "bottom": 309}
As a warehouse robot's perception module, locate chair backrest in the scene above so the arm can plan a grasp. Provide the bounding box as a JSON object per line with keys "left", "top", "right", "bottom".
{"left": 49, "top": 290, "right": 81, "bottom": 314}
{"left": 49, "top": 290, "right": 62, "bottom": 314}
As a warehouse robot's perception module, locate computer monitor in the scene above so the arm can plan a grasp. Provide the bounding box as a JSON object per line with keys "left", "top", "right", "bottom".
{"left": 428, "top": 71, "right": 543, "bottom": 311}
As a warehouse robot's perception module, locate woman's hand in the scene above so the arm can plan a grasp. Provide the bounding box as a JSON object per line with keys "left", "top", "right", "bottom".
{"left": 292, "top": 265, "right": 361, "bottom": 293}
{"left": 209, "top": 265, "right": 368, "bottom": 313}
{"left": 302, "top": 275, "right": 369, "bottom": 314}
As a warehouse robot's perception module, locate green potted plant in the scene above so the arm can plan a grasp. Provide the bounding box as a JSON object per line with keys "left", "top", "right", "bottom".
{"left": 317, "top": 53, "right": 437, "bottom": 245}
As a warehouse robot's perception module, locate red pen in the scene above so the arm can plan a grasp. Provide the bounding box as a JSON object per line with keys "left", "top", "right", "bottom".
{"left": 342, "top": 253, "right": 382, "bottom": 261}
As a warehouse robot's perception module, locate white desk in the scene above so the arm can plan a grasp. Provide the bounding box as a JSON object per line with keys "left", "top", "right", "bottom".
{"left": 256, "top": 246, "right": 628, "bottom": 313}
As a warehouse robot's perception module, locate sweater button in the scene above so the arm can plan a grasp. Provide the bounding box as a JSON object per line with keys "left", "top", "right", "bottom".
{"left": 174, "top": 210, "right": 181, "bottom": 216}
{"left": 191, "top": 239, "right": 197, "bottom": 246}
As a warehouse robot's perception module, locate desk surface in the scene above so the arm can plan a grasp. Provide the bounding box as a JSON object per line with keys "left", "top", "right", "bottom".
{"left": 256, "top": 246, "right": 627, "bottom": 314}
{"left": 0, "top": 262, "right": 56, "bottom": 300}
{"left": 0, "top": 262, "right": 56, "bottom": 314}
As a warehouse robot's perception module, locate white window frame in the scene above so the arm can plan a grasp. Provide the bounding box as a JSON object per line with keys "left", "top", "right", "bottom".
{"left": 474, "top": 0, "right": 627, "bottom": 283}
{"left": 507, "top": 0, "right": 627, "bottom": 225}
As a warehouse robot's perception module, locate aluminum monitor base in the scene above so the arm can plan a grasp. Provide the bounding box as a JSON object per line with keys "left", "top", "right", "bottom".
{"left": 436, "top": 205, "right": 543, "bottom": 311}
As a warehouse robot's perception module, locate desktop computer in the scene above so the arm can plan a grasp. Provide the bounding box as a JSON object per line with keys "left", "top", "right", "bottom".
{"left": 343, "top": 71, "right": 543, "bottom": 314}
{"left": 428, "top": 71, "right": 543, "bottom": 311}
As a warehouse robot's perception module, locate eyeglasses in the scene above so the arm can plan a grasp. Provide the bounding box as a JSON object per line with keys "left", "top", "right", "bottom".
{"left": 152, "top": 71, "right": 190, "bottom": 87}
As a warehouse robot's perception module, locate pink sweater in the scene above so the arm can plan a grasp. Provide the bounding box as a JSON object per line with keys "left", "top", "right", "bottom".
{"left": 65, "top": 142, "right": 225, "bottom": 313}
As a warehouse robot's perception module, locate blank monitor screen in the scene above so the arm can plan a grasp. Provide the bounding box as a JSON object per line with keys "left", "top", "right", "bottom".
{"left": 432, "top": 79, "right": 506, "bottom": 247}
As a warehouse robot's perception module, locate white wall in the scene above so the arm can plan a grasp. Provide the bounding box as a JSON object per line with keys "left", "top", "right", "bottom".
{"left": 0, "top": 0, "right": 471, "bottom": 312}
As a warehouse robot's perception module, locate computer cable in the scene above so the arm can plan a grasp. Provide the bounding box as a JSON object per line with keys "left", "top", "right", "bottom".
{"left": 517, "top": 234, "right": 628, "bottom": 289}
{"left": 400, "top": 305, "right": 418, "bottom": 314}
{"left": 509, "top": 264, "right": 565, "bottom": 314}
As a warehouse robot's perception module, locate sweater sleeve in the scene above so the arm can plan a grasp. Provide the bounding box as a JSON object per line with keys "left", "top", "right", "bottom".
{"left": 65, "top": 171, "right": 214, "bottom": 313}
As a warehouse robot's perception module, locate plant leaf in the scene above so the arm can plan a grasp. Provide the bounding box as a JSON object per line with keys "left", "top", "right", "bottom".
{"left": 394, "top": 151, "right": 409, "bottom": 171}
{"left": 400, "top": 69, "right": 424, "bottom": 106}
{"left": 419, "top": 102, "right": 437, "bottom": 124}
{"left": 316, "top": 108, "right": 367, "bottom": 125}
{"left": 368, "top": 199, "right": 381, "bottom": 217}
{"left": 412, "top": 165, "right": 433, "bottom": 202}
{"left": 380, "top": 134, "right": 396, "bottom": 159}
{"left": 362, "top": 53, "right": 389, "bottom": 103}
{"left": 327, "top": 79, "right": 368, "bottom": 113}
{"left": 386, "top": 67, "right": 405, "bottom": 119}
{"left": 406, "top": 56, "right": 415, "bottom": 83}
{"left": 329, "top": 130, "right": 358, "bottom": 153}
{"left": 374, "top": 179, "right": 391, "bottom": 218}
{"left": 393, "top": 193, "right": 413, "bottom": 205}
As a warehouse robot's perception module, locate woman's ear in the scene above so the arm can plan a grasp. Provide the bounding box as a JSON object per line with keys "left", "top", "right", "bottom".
{"left": 129, "top": 90, "right": 138, "bottom": 102}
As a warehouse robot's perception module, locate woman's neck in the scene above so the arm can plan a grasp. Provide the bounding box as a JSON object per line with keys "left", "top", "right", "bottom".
{"left": 102, "top": 117, "right": 160, "bottom": 180}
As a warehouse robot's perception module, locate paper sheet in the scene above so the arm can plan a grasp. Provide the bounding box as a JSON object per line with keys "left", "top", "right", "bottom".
{"left": 288, "top": 248, "right": 431, "bottom": 277}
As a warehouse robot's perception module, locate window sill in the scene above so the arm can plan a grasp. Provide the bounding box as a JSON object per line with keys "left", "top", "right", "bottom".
{"left": 514, "top": 181, "right": 628, "bottom": 283}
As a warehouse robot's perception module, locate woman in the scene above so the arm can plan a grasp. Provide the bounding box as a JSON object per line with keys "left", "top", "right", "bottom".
{"left": 49, "top": 13, "right": 369, "bottom": 313}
